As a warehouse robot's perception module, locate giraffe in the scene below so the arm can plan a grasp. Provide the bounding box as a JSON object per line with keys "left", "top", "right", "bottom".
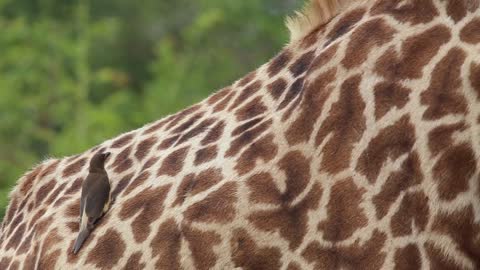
{"left": 1, "top": 0, "right": 480, "bottom": 269}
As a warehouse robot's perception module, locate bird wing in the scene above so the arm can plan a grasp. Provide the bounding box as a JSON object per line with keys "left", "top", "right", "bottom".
{"left": 84, "top": 173, "right": 110, "bottom": 222}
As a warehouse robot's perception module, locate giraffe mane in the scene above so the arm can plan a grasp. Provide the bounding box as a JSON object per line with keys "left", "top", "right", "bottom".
{"left": 286, "top": 0, "right": 362, "bottom": 42}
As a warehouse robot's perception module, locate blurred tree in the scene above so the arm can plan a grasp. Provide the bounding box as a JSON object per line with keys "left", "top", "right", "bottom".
{"left": 0, "top": 0, "right": 301, "bottom": 219}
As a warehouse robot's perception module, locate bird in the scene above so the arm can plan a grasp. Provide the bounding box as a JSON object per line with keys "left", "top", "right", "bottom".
{"left": 72, "top": 151, "right": 111, "bottom": 255}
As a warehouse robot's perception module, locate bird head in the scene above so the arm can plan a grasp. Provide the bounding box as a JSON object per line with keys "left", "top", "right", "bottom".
{"left": 89, "top": 152, "right": 111, "bottom": 173}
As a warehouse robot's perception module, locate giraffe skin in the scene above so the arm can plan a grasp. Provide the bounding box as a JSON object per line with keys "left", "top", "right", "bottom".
{"left": 1, "top": 0, "right": 480, "bottom": 269}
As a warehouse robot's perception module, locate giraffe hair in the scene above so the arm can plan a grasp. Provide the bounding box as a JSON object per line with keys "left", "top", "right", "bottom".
{"left": 287, "top": 0, "right": 366, "bottom": 42}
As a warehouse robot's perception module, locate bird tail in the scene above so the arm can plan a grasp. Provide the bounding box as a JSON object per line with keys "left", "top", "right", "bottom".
{"left": 72, "top": 212, "right": 91, "bottom": 254}
{"left": 73, "top": 227, "right": 91, "bottom": 254}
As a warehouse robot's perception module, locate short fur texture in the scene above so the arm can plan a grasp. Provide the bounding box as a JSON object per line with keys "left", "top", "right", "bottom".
{"left": 287, "top": 0, "right": 360, "bottom": 42}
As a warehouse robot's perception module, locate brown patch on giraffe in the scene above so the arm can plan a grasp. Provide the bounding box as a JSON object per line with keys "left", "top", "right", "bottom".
{"left": 267, "top": 77, "right": 288, "bottom": 100}
{"left": 229, "top": 81, "right": 263, "bottom": 110}
{"left": 185, "top": 182, "right": 237, "bottom": 224}
{"left": 391, "top": 191, "right": 429, "bottom": 237}
{"left": 24, "top": 242, "right": 39, "bottom": 269}
{"left": 111, "top": 172, "right": 133, "bottom": 201}
{"left": 290, "top": 50, "right": 315, "bottom": 77}
{"left": 119, "top": 184, "right": 171, "bottom": 242}
{"left": 158, "top": 135, "right": 180, "bottom": 150}
{"left": 300, "top": 26, "right": 322, "bottom": 49}
{"left": 64, "top": 177, "right": 83, "bottom": 195}
{"left": 27, "top": 208, "right": 46, "bottom": 230}
{"left": 460, "top": 18, "right": 480, "bottom": 44}
{"left": 0, "top": 257, "right": 11, "bottom": 270}
{"left": 248, "top": 181, "right": 322, "bottom": 250}
{"left": 5, "top": 223, "right": 25, "bottom": 251}
{"left": 123, "top": 171, "right": 151, "bottom": 196}
{"left": 425, "top": 242, "right": 464, "bottom": 270}
{"left": 315, "top": 74, "right": 366, "bottom": 174}
{"left": 134, "top": 136, "right": 158, "bottom": 161}
{"left": 428, "top": 122, "right": 467, "bottom": 156}
{"left": 231, "top": 228, "right": 282, "bottom": 270}
{"left": 38, "top": 249, "right": 60, "bottom": 270}
{"left": 142, "top": 155, "right": 159, "bottom": 170}
{"left": 111, "top": 133, "right": 134, "bottom": 148}
{"left": 226, "top": 119, "right": 272, "bottom": 157}
{"left": 278, "top": 77, "right": 305, "bottom": 111}
{"left": 237, "top": 71, "right": 257, "bottom": 87}
{"left": 287, "top": 262, "right": 301, "bottom": 270}
{"left": 371, "top": 0, "right": 438, "bottom": 24}
{"left": 17, "top": 228, "right": 35, "bottom": 254}
{"left": 394, "top": 244, "right": 422, "bottom": 270}
{"left": 356, "top": 115, "right": 416, "bottom": 182}
{"left": 158, "top": 146, "right": 190, "bottom": 177}
{"left": 45, "top": 182, "right": 67, "bottom": 205}
{"left": 173, "top": 168, "right": 223, "bottom": 206}
{"left": 65, "top": 200, "right": 79, "bottom": 218}
{"left": 342, "top": 18, "right": 396, "bottom": 69}
{"left": 302, "top": 230, "right": 387, "bottom": 270}
{"left": 17, "top": 192, "right": 31, "bottom": 214}
{"left": 470, "top": 62, "right": 480, "bottom": 98}
{"left": 207, "top": 87, "right": 232, "bottom": 105}
{"left": 213, "top": 91, "right": 235, "bottom": 112}
{"left": 247, "top": 172, "right": 283, "bottom": 204}
{"left": 143, "top": 118, "right": 170, "bottom": 135}
{"left": 111, "top": 145, "right": 133, "bottom": 174}
{"left": 446, "top": 0, "right": 469, "bottom": 22}
{"left": 184, "top": 225, "right": 221, "bottom": 270}
{"left": 325, "top": 8, "right": 366, "bottom": 47}
{"left": 374, "top": 82, "right": 410, "bottom": 119}
{"left": 433, "top": 143, "right": 476, "bottom": 200}
{"left": 177, "top": 118, "right": 216, "bottom": 146}
{"left": 39, "top": 159, "right": 60, "bottom": 178}
{"left": 172, "top": 112, "right": 205, "bottom": 134}
{"left": 2, "top": 196, "right": 18, "bottom": 228}
{"left": 165, "top": 105, "right": 202, "bottom": 131}
{"left": 66, "top": 221, "right": 78, "bottom": 233}
{"left": 310, "top": 43, "right": 338, "bottom": 71}
{"left": 6, "top": 213, "right": 23, "bottom": 236}
{"left": 20, "top": 165, "right": 43, "bottom": 194}
{"left": 421, "top": 47, "right": 467, "bottom": 120}
{"left": 286, "top": 68, "right": 336, "bottom": 145}
{"left": 431, "top": 205, "right": 480, "bottom": 267}
{"left": 376, "top": 25, "right": 451, "bottom": 80}
{"left": 10, "top": 261, "right": 19, "bottom": 270}
{"left": 85, "top": 229, "right": 126, "bottom": 269}
{"left": 62, "top": 157, "right": 87, "bottom": 177}
{"left": 268, "top": 50, "right": 293, "bottom": 77}
{"left": 373, "top": 152, "right": 423, "bottom": 219}
{"left": 232, "top": 117, "right": 263, "bottom": 136}
{"left": 201, "top": 120, "right": 225, "bottom": 145}
{"left": 236, "top": 97, "right": 268, "bottom": 121}
{"left": 53, "top": 194, "right": 69, "bottom": 207}
{"left": 151, "top": 218, "right": 182, "bottom": 270}
{"left": 194, "top": 145, "right": 218, "bottom": 165}
{"left": 319, "top": 178, "right": 367, "bottom": 241}
{"left": 124, "top": 252, "right": 145, "bottom": 270}
{"left": 35, "top": 179, "right": 56, "bottom": 206}
{"left": 235, "top": 134, "right": 278, "bottom": 176}
{"left": 41, "top": 229, "right": 61, "bottom": 257}
{"left": 36, "top": 216, "right": 53, "bottom": 236}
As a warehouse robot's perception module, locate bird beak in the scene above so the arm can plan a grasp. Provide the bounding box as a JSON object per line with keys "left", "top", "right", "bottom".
{"left": 72, "top": 226, "right": 91, "bottom": 255}
{"left": 103, "top": 152, "right": 111, "bottom": 159}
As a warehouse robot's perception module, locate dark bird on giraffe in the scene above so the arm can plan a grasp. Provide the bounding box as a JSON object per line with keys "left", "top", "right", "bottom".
{"left": 72, "top": 151, "right": 111, "bottom": 254}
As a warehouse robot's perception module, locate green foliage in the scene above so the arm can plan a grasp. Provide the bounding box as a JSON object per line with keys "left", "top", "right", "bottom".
{"left": 0, "top": 0, "right": 300, "bottom": 220}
